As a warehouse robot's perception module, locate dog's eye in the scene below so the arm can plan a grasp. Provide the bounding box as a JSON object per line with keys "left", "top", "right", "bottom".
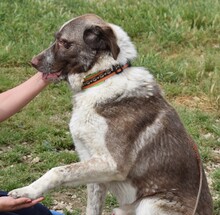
{"left": 58, "top": 39, "right": 72, "bottom": 49}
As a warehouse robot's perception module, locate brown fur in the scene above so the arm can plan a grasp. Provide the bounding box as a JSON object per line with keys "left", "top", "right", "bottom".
{"left": 97, "top": 85, "right": 213, "bottom": 214}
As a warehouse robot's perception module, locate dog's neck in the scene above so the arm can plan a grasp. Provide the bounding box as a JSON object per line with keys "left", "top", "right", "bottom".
{"left": 82, "top": 62, "right": 131, "bottom": 90}
{"left": 67, "top": 54, "right": 131, "bottom": 93}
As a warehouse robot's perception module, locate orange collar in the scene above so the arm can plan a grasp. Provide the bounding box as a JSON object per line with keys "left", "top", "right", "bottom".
{"left": 82, "top": 62, "right": 131, "bottom": 90}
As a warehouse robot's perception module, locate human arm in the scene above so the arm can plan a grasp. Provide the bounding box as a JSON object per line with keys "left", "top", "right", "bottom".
{"left": 0, "top": 196, "right": 44, "bottom": 211}
{"left": 0, "top": 72, "right": 48, "bottom": 122}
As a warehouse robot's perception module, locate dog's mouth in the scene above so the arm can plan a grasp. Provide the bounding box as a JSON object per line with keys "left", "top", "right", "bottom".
{"left": 41, "top": 69, "right": 69, "bottom": 82}
{"left": 31, "top": 59, "right": 68, "bottom": 82}
{"left": 42, "top": 71, "right": 62, "bottom": 80}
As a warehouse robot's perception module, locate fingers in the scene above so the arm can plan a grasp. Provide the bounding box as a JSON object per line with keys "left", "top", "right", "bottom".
{"left": 30, "top": 196, "right": 45, "bottom": 204}
{"left": 14, "top": 196, "right": 44, "bottom": 204}
{"left": 13, "top": 197, "right": 32, "bottom": 204}
{"left": 11, "top": 197, "right": 45, "bottom": 211}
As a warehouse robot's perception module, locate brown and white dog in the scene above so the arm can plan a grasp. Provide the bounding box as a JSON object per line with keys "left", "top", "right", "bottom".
{"left": 9, "top": 14, "right": 213, "bottom": 215}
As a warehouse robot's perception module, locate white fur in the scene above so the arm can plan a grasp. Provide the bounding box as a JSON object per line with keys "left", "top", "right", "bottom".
{"left": 135, "top": 199, "right": 163, "bottom": 215}
{"left": 110, "top": 23, "right": 137, "bottom": 65}
{"left": 135, "top": 111, "right": 165, "bottom": 155}
{"left": 109, "top": 181, "right": 137, "bottom": 205}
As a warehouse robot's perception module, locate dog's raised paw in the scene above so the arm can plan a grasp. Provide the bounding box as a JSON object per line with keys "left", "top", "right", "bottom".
{"left": 8, "top": 186, "right": 40, "bottom": 200}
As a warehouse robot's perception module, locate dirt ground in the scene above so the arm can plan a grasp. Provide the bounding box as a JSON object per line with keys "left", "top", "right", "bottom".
{"left": 50, "top": 186, "right": 111, "bottom": 214}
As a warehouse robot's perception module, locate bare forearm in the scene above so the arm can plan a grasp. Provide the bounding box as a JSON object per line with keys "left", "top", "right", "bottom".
{"left": 0, "top": 72, "right": 48, "bottom": 122}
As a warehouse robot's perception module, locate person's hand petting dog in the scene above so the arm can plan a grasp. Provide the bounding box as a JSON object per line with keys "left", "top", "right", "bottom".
{"left": 0, "top": 196, "right": 44, "bottom": 211}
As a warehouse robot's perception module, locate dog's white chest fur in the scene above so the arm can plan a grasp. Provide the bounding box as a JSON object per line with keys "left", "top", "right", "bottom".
{"left": 69, "top": 93, "right": 109, "bottom": 161}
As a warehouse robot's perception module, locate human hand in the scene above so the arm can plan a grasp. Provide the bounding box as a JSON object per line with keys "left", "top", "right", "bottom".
{"left": 0, "top": 196, "right": 44, "bottom": 212}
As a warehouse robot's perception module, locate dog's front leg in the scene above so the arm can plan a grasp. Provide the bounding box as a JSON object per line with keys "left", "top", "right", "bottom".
{"left": 9, "top": 156, "right": 124, "bottom": 200}
{"left": 86, "top": 183, "right": 108, "bottom": 215}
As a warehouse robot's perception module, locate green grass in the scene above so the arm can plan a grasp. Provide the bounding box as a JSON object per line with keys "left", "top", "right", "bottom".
{"left": 0, "top": 0, "right": 219, "bottom": 214}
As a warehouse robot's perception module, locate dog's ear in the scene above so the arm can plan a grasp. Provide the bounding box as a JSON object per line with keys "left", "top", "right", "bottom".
{"left": 83, "top": 25, "right": 120, "bottom": 60}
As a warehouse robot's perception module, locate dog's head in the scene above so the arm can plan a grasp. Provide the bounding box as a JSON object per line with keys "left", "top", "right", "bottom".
{"left": 31, "top": 14, "right": 137, "bottom": 83}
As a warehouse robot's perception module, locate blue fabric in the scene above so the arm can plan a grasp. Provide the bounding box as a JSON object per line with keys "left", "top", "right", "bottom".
{"left": 50, "top": 210, "right": 64, "bottom": 215}
{"left": 0, "top": 191, "right": 55, "bottom": 215}
{"left": 0, "top": 204, "right": 52, "bottom": 215}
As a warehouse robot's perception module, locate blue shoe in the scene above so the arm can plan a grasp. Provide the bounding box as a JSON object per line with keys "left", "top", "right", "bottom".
{"left": 50, "top": 210, "right": 64, "bottom": 215}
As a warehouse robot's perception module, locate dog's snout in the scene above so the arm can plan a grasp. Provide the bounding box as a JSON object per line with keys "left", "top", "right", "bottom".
{"left": 31, "top": 57, "right": 40, "bottom": 68}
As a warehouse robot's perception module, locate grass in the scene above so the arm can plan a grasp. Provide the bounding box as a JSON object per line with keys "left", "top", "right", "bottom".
{"left": 0, "top": 0, "right": 219, "bottom": 214}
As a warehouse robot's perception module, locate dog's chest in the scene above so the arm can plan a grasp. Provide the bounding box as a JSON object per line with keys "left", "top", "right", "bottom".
{"left": 69, "top": 97, "right": 109, "bottom": 160}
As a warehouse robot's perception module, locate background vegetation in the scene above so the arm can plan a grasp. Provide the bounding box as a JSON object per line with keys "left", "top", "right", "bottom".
{"left": 0, "top": 0, "right": 219, "bottom": 214}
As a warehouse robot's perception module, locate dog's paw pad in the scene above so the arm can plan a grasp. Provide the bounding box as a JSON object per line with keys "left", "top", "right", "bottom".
{"left": 8, "top": 187, "right": 38, "bottom": 199}
{"left": 8, "top": 190, "right": 22, "bottom": 199}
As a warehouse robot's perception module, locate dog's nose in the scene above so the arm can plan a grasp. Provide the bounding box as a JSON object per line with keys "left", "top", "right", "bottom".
{"left": 31, "top": 57, "right": 39, "bottom": 68}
